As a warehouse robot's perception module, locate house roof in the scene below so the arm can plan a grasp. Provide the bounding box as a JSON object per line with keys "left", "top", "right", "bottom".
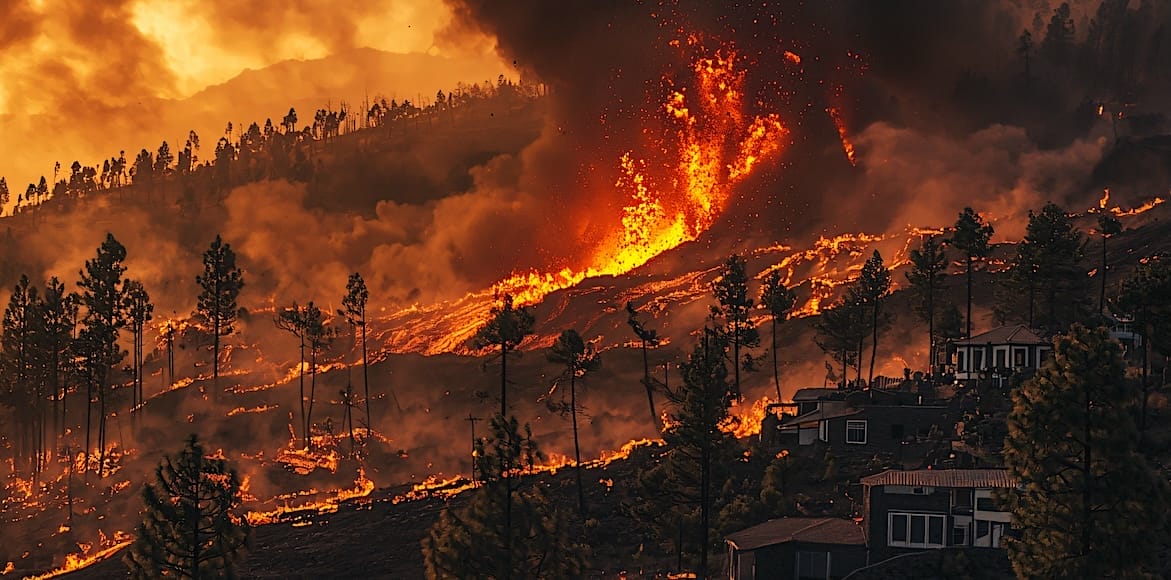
{"left": 953, "top": 325, "right": 1048, "bottom": 346}
{"left": 782, "top": 406, "right": 862, "bottom": 428}
{"left": 725, "top": 517, "right": 866, "bottom": 550}
{"left": 861, "top": 468, "right": 1016, "bottom": 489}
{"left": 792, "top": 387, "right": 841, "bottom": 401}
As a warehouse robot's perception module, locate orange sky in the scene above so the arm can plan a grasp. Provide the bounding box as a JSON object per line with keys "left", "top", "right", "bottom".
{"left": 0, "top": 0, "right": 504, "bottom": 197}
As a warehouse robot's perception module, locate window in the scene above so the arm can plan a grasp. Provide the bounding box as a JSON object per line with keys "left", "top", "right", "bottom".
{"left": 957, "top": 350, "right": 966, "bottom": 371}
{"left": 976, "top": 497, "right": 997, "bottom": 511}
{"left": 972, "top": 350, "right": 984, "bottom": 371}
{"left": 818, "top": 420, "right": 828, "bottom": 442}
{"left": 1039, "top": 348, "right": 1051, "bottom": 364}
{"left": 995, "top": 348, "right": 1007, "bottom": 369}
{"left": 888, "top": 512, "right": 947, "bottom": 548}
{"left": 952, "top": 525, "right": 968, "bottom": 546}
{"left": 846, "top": 420, "right": 867, "bottom": 444}
{"left": 1013, "top": 348, "right": 1027, "bottom": 367}
{"left": 796, "top": 551, "right": 830, "bottom": 579}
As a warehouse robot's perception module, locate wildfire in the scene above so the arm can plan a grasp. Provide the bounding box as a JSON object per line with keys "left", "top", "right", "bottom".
{"left": 245, "top": 468, "right": 374, "bottom": 526}
{"left": 720, "top": 396, "right": 773, "bottom": 439}
{"left": 1112, "top": 197, "right": 1165, "bottom": 217}
{"left": 23, "top": 531, "right": 132, "bottom": 580}
{"left": 227, "top": 404, "right": 279, "bottom": 417}
{"left": 826, "top": 106, "right": 857, "bottom": 166}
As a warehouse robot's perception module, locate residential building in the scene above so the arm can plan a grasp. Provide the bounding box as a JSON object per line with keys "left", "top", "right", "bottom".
{"left": 725, "top": 517, "right": 867, "bottom": 580}
{"left": 775, "top": 389, "right": 953, "bottom": 454}
{"left": 861, "top": 468, "right": 1016, "bottom": 562}
{"left": 951, "top": 325, "right": 1050, "bottom": 382}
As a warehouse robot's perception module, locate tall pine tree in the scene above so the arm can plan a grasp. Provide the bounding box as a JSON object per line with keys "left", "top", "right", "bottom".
{"left": 125, "top": 434, "right": 250, "bottom": 579}
{"left": 712, "top": 254, "right": 758, "bottom": 403}
{"left": 547, "top": 329, "right": 600, "bottom": 518}
{"left": 195, "top": 235, "right": 244, "bottom": 403}
{"left": 948, "top": 207, "right": 994, "bottom": 340}
{"left": 473, "top": 294, "right": 535, "bottom": 417}
{"left": 855, "top": 251, "right": 892, "bottom": 387}
{"left": 759, "top": 270, "right": 796, "bottom": 401}
{"left": 626, "top": 301, "right": 662, "bottom": 426}
{"left": 906, "top": 235, "right": 948, "bottom": 379}
{"left": 1003, "top": 324, "right": 1169, "bottom": 578}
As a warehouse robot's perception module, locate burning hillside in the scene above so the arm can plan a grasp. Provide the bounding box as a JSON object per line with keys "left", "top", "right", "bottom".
{"left": 6, "top": 1, "right": 1171, "bottom": 577}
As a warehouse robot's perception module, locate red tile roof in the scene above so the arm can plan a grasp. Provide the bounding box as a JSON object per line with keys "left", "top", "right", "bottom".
{"left": 726, "top": 517, "right": 866, "bottom": 550}
{"left": 861, "top": 468, "right": 1016, "bottom": 488}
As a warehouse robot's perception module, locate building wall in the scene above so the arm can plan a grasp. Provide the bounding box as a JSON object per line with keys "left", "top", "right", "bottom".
{"left": 823, "top": 406, "right": 951, "bottom": 454}
{"left": 865, "top": 484, "right": 1013, "bottom": 562}
{"left": 729, "top": 541, "right": 868, "bottom": 580}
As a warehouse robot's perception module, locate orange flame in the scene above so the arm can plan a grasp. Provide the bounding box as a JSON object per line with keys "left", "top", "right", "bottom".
{"left": 826, "top": 106, "right": 856, "bottom": 166}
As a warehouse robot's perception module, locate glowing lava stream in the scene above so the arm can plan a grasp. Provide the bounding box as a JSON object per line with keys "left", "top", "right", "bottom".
{"left": 379, "top": 35, "right": 787, "bottom": 355}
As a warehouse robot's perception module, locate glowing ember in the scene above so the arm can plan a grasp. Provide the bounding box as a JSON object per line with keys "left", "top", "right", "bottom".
{"left": 245, "top": 468, "right": 374, "bottom": 526}
{"left": 23, "top": 533, "right": 132, "bottom": 580}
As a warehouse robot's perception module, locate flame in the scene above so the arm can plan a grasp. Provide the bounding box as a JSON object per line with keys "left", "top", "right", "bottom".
{"left": 227, "top": 404, "right": 279, "bottom": 416}
{"left": 245, "top": 468, "right": 374, "bottom": 526}
{"left": 826, "top": 106, "right": 856, "bottom": 166}
{"left": 720, "top": 396, "right": 773, "bottom": 439}
{"left": 1099, "top": 188, "right": 1110, "bottom": 209}
{"left": 23, "top": 532, "right": 131, "bottom": 580}
{"left": 1112, "top": 197, "right": 1165, "bottom": 217}
{"left": 784, "top": 50, "right": 802, "bottom": 65}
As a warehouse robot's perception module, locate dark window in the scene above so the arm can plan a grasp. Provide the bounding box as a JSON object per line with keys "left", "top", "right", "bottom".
{"left": 1013, "top": 348, "right": 1027, "bottom": 367}
{"left": 995, "top": 349, "right": 1007, "bottom": 368}
{"left": 977, "top": 520, "right": 990, "bottom": 537}
{"left": 953, "top": 489, "right": 973, "bottom": 507}
{"left": 891, "top": 424, "right": 905, "bottom": 440}
{"left": 928, "top": 517, "right": 945, "bottom": 546}
{"left": 976, "top": 497, "right": 997, "bottom": 511}
{"left": 891, "top": 514, "right": 908, "bottom": 542}
{"left": 910, "top": 516, "right": 926, "bottom": 544}
{"left": 846, "top": 420, "right": 867, "bottom": 444}
{"left": 952, "top": 526, "right": 968, "bottom": 546}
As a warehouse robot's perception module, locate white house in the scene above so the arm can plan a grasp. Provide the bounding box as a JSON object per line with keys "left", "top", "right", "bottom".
{"left": 952, "top": 325, "right": 1050, "bottom": 381}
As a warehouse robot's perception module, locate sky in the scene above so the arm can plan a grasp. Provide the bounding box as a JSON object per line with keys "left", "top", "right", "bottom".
{"left": 0, "top": 0, "right": 503, "bottom": 194}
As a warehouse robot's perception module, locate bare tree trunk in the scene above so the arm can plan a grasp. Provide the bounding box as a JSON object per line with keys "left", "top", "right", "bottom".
{"left": 641, "top": 340, "right": 657, "bottom": 425}
{"left": 571, "top": 372, "right": 585, "bottom": 518}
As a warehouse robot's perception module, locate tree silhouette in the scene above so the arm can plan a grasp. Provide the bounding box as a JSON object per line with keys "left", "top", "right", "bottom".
{"left": 633, "top": 327, "right": 739, "bottom": 577}
{"left": 473, "top": 294, "right": 535, "bottom": 417}
{"left": 1118, "top": 256, "right": 1171, "bottom": 441}
{"left": 1041, "top": 2, "right": 1076, "bottom": 66}
{"left": 76, "top": 233, "right": 130, "bottom": 477}
{"left": 1, "top": 275, "right": 39, "bottom": 472}
{"left": 1020, "top": 202, "right": 1086, "bottom": 332}
{"left": 1097, "top": 212, "right": 1122, "bottom": 315}
{"left": 948, "top": 207, "right": 994, "bottom": 339}
{"left": 759, "top": 270, "right": 796, "bottom": 401}
{"left": 39, "top": 277, "right": 77, "bottom": 446}
{"left": 547, "top": 329, "right": 600, "bottom": 518}
{"left": 275, "top": 302, "right": 328, "bottom": 448}
{"left": 195, "top": 235, "right": 244, "bottom": 403}
{"left": 712, "top": 254, "right": 759, "bottom": 403}
{"left": 282, "top": 108, "right": 298, "bottom": 134}
{"left": 1017, "top": 30, "right": 1034, "bottom": 83}
{"left": 906, "top": 235, "right": 947, "bottom": 379}
{"left": 0, "top": 177, "right": 9, "bottom": 215}
{"left": 421, "top": 415, "right": 586, "bottom": 578}
{"left": 125, "top": 434, "right": 250, "bottom": 579}
{"left": 855, "top": 251, "right": 892, "bottom": 387}
{"left": 340, "top": 272, "right": 383, "bottom": 437}
{"left": 625, "top": 301, "right": 661, "bottom": 425}
{"left": 1003, "top": 324, "right": 1169, "bottom": 578}
{"left": 814, "top": 295, "right": 865, "bottom": 388}
{"left": 125, "top": 280, "right": 152, "bottom": 423}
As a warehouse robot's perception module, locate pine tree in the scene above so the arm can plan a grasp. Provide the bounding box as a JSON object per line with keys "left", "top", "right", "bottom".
{"left": 856, "top": 251, "right": 892, "bottom": 387}
{"left": 814, "top": 295, "right": 866, "bottom": 388}
{"left": 712, "top": 254, "right": 759, "bottom": 403}
{"left": 632, "top": 328, "right": 741, "bottom": 576}
{"left": 125, "top": 435, "right": 250, "bottom": 579}
{"left": 1021, "top": 202, "right": 1087, "bottom": 332}
{"left": 340, "top": 272, "right": 384, "bottom": 436}
{"left": 473, "top": 294, "right": 535, "bottom": 417}
{"left": 1096, "top": 212, "right": 1122, "bottom": 315}
{"left": 625, "top": 301, "right": 662, "bottom": 426}
{"left": 948, "top": 207, "right": 994, "bottom": 339}
{"left": 195, "top": 235, "right": 244, "bottom": 403}
{"left": 759, "top": 270, "right": 796, "bottom": 401}
{"left": 274, "top": 302, "right": 326, "bottom": 449}
{"left": 1002, "top": 324, "right": 1169, "bottom": 578}
{"left": 38, "top": 278, "right": 77, "bottom": 446}
{"left": 906, "top": 235, "right": 947, "bottom": 379}
{"left": 1118, "top": 256, "right": 1171, "bottom": 441}
{"left": 76, "top": 233, "right": 130, "bottom": 477}
{"left": 421, "top": 415, "right": 587, "bottom": 579}
{"left": 125, "top": 280, "right": 153, "bottom": 421}
{"left": 547, "top": 329, "right": 600, "bottom": 518}
{"left": 1, "top": 275, "right": 39, "bottom": 472}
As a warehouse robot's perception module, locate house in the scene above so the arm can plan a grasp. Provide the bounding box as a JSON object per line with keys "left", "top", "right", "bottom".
{"left": 951, "top": 325, "right": 1051, "bottom": 382}
{"left": 861, "top": 468, "right": 1016, "bottom": 562}
{"left": 725, "top": 517, "right": 868, "bottom": 579}
{"left": 775, "top": 389, "right": 953, "bottom": 455}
